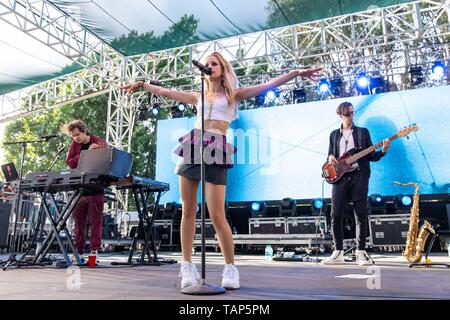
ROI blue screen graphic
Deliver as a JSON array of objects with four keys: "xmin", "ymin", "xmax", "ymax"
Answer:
[{"xmin": 156, "ymin": 86, "xmax": 450, "ymax": 203}]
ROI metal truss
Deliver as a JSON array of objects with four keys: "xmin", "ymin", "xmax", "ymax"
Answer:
[
  {"xmin": 2, "ymin": 0, "xmax": 449, "ymax": 120},
  {"xmin": 0, "ymin": 0, "xmax": 119, "ymax": 67}
]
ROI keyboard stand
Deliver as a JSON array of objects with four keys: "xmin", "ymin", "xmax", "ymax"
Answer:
[
  {"xmin": 31, "ymin": 190, "xmax": 84, "ymax": 267},
  {"xmin": 112, "ymin": 185, "xmax": 176, "ymax": 266}
]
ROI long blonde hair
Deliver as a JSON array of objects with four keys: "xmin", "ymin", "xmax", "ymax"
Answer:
[{"xmin": 204, "ymin": 52, "xmax": 237, "ymax": 108}]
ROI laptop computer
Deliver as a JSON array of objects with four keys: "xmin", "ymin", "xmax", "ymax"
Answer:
[{"xmin": 1, "ymin": 162, "xmax": 19, "ymax": 182}]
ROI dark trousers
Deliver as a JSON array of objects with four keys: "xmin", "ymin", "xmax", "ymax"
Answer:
[
  {"xmin": 330, "ymin": 170, "xmax": 369, "ymax": 250},
  {"xmin": 72, "ymin": 194, "xmax": 104, "ymax": 254}
]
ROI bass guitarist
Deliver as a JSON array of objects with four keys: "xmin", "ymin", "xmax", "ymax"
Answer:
[{"xmin": 322, "ymin": 101, "xmax": 390, "ymax": 265}]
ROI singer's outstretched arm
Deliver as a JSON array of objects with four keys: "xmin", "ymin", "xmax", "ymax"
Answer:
[
  {"xmin": 121, "ymin": 81, "xmax": 197, "ymax": 105},
  {"xmin": 235, "ymin": 67, "xmax": 323, "ymax": 102}
]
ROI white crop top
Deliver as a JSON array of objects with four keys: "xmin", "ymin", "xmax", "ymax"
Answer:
[{"xmin": 195, "ymin": 95, "xmax": 238, "ymax": 124}]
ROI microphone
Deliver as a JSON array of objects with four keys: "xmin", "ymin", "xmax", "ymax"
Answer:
[
  {"xmin": 40, "ymin": 134, "xmax": 60, "ymax": 140},
  {"xmin": 192, "ymin": 60, "xmax": 212, "ymax": 75}
]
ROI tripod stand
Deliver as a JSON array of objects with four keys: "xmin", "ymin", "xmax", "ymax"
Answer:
[{"xmin": 0, "ymin": 137, "xmax": 59, "ymax": 270}]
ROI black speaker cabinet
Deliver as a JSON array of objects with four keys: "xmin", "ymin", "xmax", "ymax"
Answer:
[{"xmin": 0, "ymin": 203, "xmax": 12, "ymax": 248}]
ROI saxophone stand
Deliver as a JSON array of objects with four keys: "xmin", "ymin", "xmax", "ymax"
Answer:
[
  {"xmin": 409, "ymin": 228, "xmax": 450, "ymax": 269},
  {"xmin": 181, "ymin": 63, "xmax": 225, "ymax": 295}
]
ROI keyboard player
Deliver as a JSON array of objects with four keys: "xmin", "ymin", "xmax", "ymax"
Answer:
[{"xmin": 61, "ymin": 120, "xmax": 108, "ymax": 263}]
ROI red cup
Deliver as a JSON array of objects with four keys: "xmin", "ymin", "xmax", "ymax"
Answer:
[{"xmin": 88, "ymin": 254, "xmax": 96, "ymax": 268}]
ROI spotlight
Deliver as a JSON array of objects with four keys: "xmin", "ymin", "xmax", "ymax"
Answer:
[
  {"xmin": 356, "ymin": 72, "xmax": 371, "ymax": 95},
  {"xmin": 409, "ymin": 66, "xmax": 424, "ymax": 86},
  {"xmin": 292, "ymin": 88, "xmax": 307, "ymax": 103},
  {"xmin": 255, "ymin": 94, "xmax": 265, "ymax": 107},
  {"xmin": 279, "ymin": 198, "xmax": 297, "ymax": 216},
  {"xmin": 329, "ymin": 78, "xmax": 343, "ymax": 97},
  {"xmin": 431, "ymin": 61, "xmax": 445, "ymax": 79},
  {"xmin": 162, "ymin": 201, "xmax": 179, "ymax": 219},
  {"xmin": 394, "ymin": 194, "xmax": 413, "ymax": 209},
  {"xmin": 369, "ymin": 194, "xmax": 385, "ymax": 207},
  {"xmin": 318, "ymin": 79, "xmax": 330, "ymax": 93},
  {"xmin": 370, "ymin": 75, "xmax": 385, "ymax": 94},
  {"xmin": 137, "ymin": 103, "xmax": 148, "ymax": 121},
  {"xmin": 312, "ymin": 198, "xmax": 324, "ymax": 210},
  {"xmin": 311, "ymin": 198, "xmax": 325, "ymax": 216},
  {"xmin": 170, "ymin": 103, "xmax": 185, "ymax": 118},
  {"xmin": 251, "ymin": 201, "xmax": 266, "ymax": 217},
  {"xmin": 266, "ymin": 90, "xmax": 276, "ymax": 101},
  {"xmin": 150, "ymin": 103, "xmax": 160, "ymax": 117}
]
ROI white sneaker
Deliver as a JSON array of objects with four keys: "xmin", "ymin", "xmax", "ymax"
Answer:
[
  {"xmin": 221, "ymin": 264, "xmax": 240, "ymax": 289},
  {"xmin": 179, "ymin": 262, "xmax": 201, "ymax": 288},
  {"xmin": 321, "ymin": 250, "xmax": 344, "ymax": 265},
  {"xmin": 355, "ymin": 250, "xmax": 372, "ymax": 266}
]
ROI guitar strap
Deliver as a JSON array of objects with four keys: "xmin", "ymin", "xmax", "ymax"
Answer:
[{"xmin": 357, "ymin": 127, "xmax": 363, "ymax": 149}]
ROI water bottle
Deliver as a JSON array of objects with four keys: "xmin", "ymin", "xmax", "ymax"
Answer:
[{"xmin": 265, "ymin": 244, "xmax": 273, "ymax": 261}]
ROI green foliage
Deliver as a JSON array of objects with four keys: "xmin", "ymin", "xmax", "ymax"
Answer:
[{"xmin": 111, "ymin": 15, "xmax": 201, "ymax": 55}]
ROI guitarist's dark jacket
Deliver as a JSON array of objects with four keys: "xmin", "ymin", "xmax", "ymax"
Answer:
[{"xmin": 328, "ymin": 125, "xmax": 385, "ymax": 180}]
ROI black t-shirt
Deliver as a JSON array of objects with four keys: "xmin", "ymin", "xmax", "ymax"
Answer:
[{"xmin": 80, "ymin": 141, "xmax": 92, "ymax": 151}]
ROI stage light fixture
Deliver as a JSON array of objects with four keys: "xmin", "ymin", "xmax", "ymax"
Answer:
[
  {"xmin": 370, "ymin": 75, "xmax": 385, "ymax": 94},
  {"xmin": 312, "ymin": 198, "xmax": 324, "ymax": 210},
  {"xmin": 150, "ymin": 103, "xmax": 160, "ymax": 117},
  {"xmin": 356, "ymin": 72, "xmax": 371, "ymax": 95},
  {"xmin": 369, "ymin": 194, "xmax": 385, "ymax": 207},
  {"xmin": 329, "ymin": 78, "xmax": 343, "ymax": 97},
  {"xmin": 318, "ymin": 79, "xmax": 330, "ymax": 93},
  {"xmin": 292, "ymin": 88, "xmax": 307, "ymax": 103},
  {"xmin": 394, "ymin": 194, "xmax": 413, "ymax": 208},
  {"xmin": 170, "ymin": 103, "xmax": 185, "ymax": 118},
  {"xmin": 266, "ymin": 90, "xmax": 276, "ymax": 101},
  {"xmin": 137, "ymin": 103, "xmax": 148, "ymax": 121},
  {"xmin": 251, "ymin": 201, "xmax": 267, "ymax": 217},
  {"xmin": 279, "ymin": 198, "xmax": 297, "ymax": 216},
  {"xmin": 255, "ymin": 94, "xmax": 265, "ymax": 107},
  {"xmin": 430, "ymin": 61, "xmax": 446, "ymax": 81},
  {"xmin": 409, "ymin": 66, "xmax": 424, "ymax": 86}
]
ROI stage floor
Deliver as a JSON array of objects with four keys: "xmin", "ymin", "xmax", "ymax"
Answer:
[{"xmin": 0, "ymin": 251, "xmax": 449, "ymax": 300}]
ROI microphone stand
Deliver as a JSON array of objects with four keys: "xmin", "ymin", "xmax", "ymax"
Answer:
[
  {"xmin": 181, "ymin": 70, "xmax": 225, "ymax": 295},
  {"xmin": 1, "ymin": 138, "xmax": 48, "ymax": 270}
]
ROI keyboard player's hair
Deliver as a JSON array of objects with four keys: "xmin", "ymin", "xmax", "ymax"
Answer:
[{"xmin": 61, "ymin": 120, "xmax": 90, "ymax": 135}]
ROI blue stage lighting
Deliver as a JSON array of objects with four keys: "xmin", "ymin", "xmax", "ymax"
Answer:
[
  {"xmin": 370, "ymin": 75, "xmax": 385, "ymax": 94},
  {"xmin": 318, "ymin": 79, "xmax": 330, "ymax": 93},
  {"xmin": 266, "ymin": 90, "xmax": 276, "ymax": 100},
  {"xmin": 177, "ymin": 103, "xmax": 186, "ymax": 112},
  {"xmin": 312, "ymin": 198, "xmax": 324, "ymax": 210},
  {"xmin": 431, "ymin": 61, "xmax": 445, "ymax": 78},
  {"xmin": 357, "ymin": 72, "xmax": 370, "ymax": 89},
  {"xmin": 401, "ymin": 195, "xmax": 412, "ymax": 206},
  {"xmin": 251, "ymin": 202, "xmax": 261, "ymax": 211}
]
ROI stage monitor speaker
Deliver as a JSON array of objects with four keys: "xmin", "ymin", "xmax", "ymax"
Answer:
[
  {"xmin": 0, "ymin": 203, "xmax": 12, "ymax": 248},
  {"xmin": 77, "ymin": 148, "xmax": 133, "ymax": 178}
]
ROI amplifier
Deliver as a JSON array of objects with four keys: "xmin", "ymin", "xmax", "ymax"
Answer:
[
  {"xmin": 0, "ymin": 203, "xmax": 12, "ymax": 248},
  {"xmin": 77, "ymin": 148, "xmax": 133, "ymax": 178},
  {"xmin": 368, "ymin": 214, "xmax": 410, "ymax": 246},
  {"xmin": 249, "ymin": 217, "xmax": 287, "ymax": 234}
]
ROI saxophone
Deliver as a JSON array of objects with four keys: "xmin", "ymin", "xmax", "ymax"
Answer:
[{"xmin": 393, "ymin": 182, "xmax": 435, "ymax": 263}]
